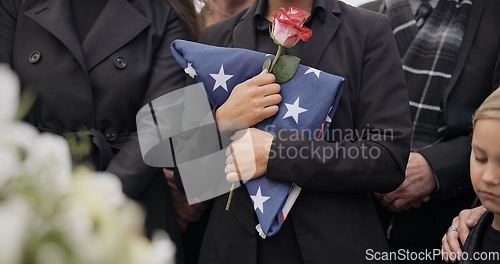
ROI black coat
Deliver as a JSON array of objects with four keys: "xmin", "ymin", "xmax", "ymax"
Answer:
[
  {"xmin": 0, "ymin": 0, "xmax": 192, "ymax": 262},
  {"xmin": 361, "ymin": 0, "xmax": 500, "ymax": 251},
  {"xmin": 198, "ymin": 0, "xmax": 412, "ymax": 263},
  {"xmin": 461, "ymin": 211, "xmax": 494, "ymax": 264}
]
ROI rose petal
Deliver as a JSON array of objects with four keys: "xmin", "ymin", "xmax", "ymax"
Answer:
[{"xmin": 270, "ymin": 6, "xmax": 312, "ymax": 48}]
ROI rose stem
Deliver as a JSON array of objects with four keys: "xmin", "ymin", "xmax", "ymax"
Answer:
[{"xmin": 269, "ymin": 45, "xmax": 283, "ymax": 73}]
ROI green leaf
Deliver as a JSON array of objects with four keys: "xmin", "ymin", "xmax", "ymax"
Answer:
[
  {"xmin": 262, "ymin": 57, "xmax": 272, "ymax": 71},
  {"xmin": 15, "ymin": 88, "xmax": 36, "ymax": 120},
  {"xmin": 271, "ymin": 55, "xmax": 300, "ymax": 83}
]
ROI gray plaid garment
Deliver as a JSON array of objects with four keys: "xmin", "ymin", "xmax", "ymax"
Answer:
[{"xmin": 381, "ymin": 0, "xmax": 472, "ymax": 151}]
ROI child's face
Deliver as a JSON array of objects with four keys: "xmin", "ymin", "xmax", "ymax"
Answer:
[{"xmin": 471, "ymin": 119, "xmax": 500, "ymax": 214}]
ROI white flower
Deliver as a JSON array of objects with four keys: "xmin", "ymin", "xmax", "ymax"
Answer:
[
  {"xmin": 54, "ymin": 203, "xmax": 94, "ymax": 261},
  {"xmin": 0, "ymin": 64, "xmax": 20, "ymax": 125},
  {"xmin": 151, "ymin": 231, "xmax": 176, "ymax": 264},
  {"xmin": 0, "ymin": 197, "xmax": 30, "ymax": 264},
  {"xmin": 92, "ymin": 172, "xmax": 126, "ymax": 208},
  {"xmin": 35, "ymin": 242, "xmax": 66, "ymax": 264},
  {"xmin": 24, "ymin": 133, "xmax": 72, "ymax": 193},
  {"xmin": 0, "ymin": 122, "xmax": 39, "ymax": 187},
  {"xmin": 0, "ymin": 111, "xmax": 169, "ymax": 264}
]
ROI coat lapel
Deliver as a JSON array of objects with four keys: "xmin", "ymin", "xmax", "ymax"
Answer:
[
  {"xmin": 24, "ymin": 0, "xmax": 87, "ymax": 69},
  {"xmin": 299, "ymin": 0, "xmax": 342, "ymax": 68},
  {"xmin": 232, "ymin": 3, "xmax": 258, "ymax": 50},
  {"xmin": 443, "ymin": 1, "xmax": 484, "ymax": 108},
  {"xmin": 82, "ymin": 0, "xmax": 150, "ymax": 70}
]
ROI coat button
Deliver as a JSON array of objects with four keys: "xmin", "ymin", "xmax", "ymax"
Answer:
[
  {"xmin": 29, "ymin": 51, "xmax": 41, "ymax": 64},
  {"xmin": 113, "ymin": 56, "xmax": 127, "ymax": 69},
  {"xmin": 104, "ymin": 128, "xmax": 118, "ymax": 141}
]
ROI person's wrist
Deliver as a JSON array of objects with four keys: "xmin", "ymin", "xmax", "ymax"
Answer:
[
  {"xmin": 417, "ymin": 151, "xmax": 440, "ymax": 197},
  {"xmin": 215, "ymin": 105, "xmax": 230, "ymax": 133}
]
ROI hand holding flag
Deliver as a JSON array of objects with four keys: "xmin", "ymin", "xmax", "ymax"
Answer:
[
  {"xmin": 138, "ymin": 6, "xmax": 343, "ymax": 238},
  {"xmin": 166, "ymin": 38, "xmax": 344, "ymax": 238}
]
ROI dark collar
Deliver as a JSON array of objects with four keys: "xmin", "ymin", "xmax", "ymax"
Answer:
[
  {"xmin": 254, "ymin": 0, "xmax": 327, "ymax": 31},
  {"xmin": 232, "ymin": 0, "xmax": 342, "ymax": 68}
]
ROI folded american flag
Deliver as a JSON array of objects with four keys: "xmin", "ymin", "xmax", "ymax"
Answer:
[{"xmin": 170, "ymin": 40, "xmax": 344, "ymax": 238}]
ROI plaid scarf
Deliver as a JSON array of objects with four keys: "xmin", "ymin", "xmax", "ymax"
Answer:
[{"xmin": 382, "ymin": 0, "xmax": 471, "ymax": 151}]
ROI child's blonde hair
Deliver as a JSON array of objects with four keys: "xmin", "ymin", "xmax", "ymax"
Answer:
[{"xmin": 473, "ymin": 88, "xmax": 500, "ymax": 127}]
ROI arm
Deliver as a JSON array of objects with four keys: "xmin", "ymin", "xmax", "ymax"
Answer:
[
  {"xmin": 106, "ymin": 5, "xmax": 193, "ymax": 198},
  {"xmin": 418, "ymin": 136, "xmax": 473, "ymax": 201},
  {"xmin": 265, "ymin": 15, "xmax": 412, "ymax": 193},
  {"xmin": 419, "ymin": 47, "xmax": 500, "ymax": 201}
]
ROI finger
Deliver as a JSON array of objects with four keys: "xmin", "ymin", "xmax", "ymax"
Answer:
[
  {"xmin": 446, "ymin": 229, "xmax": 462, "ymax": 259},
  {"xmin": 392, "ymin": 198, "xmax": 410, "ymax": 211},
  {"xmin": 444, "ymin": 233, "xmax": 462, "ymax": 263},
  {"xmin": 466, "ymin": 206, "xmax": 486, "ymax": 228},
  {"xmin": 262, "ymin": 93, "xmax": 282, "ymax": 107},
  {"xmin": 225, "ymin": 157, "xmax": 238, "ymax": 177},
  {"xmin": 450, "ymin": 215, "xmax": 466, "ymax": 253},
  {"xmin": 380, "ymin": 191, "xmax": 400, "ymax": 206},
  {"xmin": 387, "ymin": 204, "xmax": 401, "ymax": 213},
  {"xmin": 410, "ymin": 200, "xmax": 422, "ymax": 209},
  {"xmin": 457, "ymin": 210, "xmax": 474, "ymax": 242},
  {"xmin": 373, "ymin": 193, "xmax": 384, "ymax": 200},
  {"xmin": 226, "ymin": 155, "xmax": 235, "ymax": 165},
  {"xmin": 442, "ymin": 235, "xmax": 451, "ymax": 262},
  {"xmin": 259, "ymin": 83, "xmax": 281, "ymax": 96},
  {"xmin": 229, "ymin": 163, "xmax": 237, "ymax": 174},
  {"xmin": 167, "ymin": 178, "xmax": 177, "ymax": 188},
  {"xmin": 261, "ymin": 105, "xmax": 279, "ymax": 119},
  {"xmin": 245, "ymin": 70, "xmax": 276, "ymax": 86},
  {"xmin": 226, "ymin": 172, "xmax": 240, "ymax": 183},
  {"xmin": 163, "ymin": 168, "xmax": 174, "ymax": 178},
  {"xmin": 421, "ymin": 195, "xmax": 431, "ymax": 202}
]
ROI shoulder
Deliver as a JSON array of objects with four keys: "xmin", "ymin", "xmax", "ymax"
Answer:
[
  {"xmin": 128, "ymin": 0, "xmax": 174, "ymax": 17},
  {"xmin": 338, "ymin": 1, "xmax": 387, "ymax": 23},
  {"xmin": 128, "ymin": 0, "xmax": 191, "ymax": 34},
  {"xmin": 1, "ymin": 0, "xmax": 40, "ymax": 14},
  {"xmin": 478, "ymin": 0, "xmax": 500, "ymax": 16},
  {"xmin": 480, "ymin": 0, "xmax": 500, "ymax": 8},
  {"xmin": 358, "ymin": 0, "xmax": 382, "ymax": 12},
  {"xmin": 199, "ymin": 8, "xmax": 247, "ymax": 46},
  {"xmin": 463, "ymin": 211, "xmax": 494, "ymax": 253},
  {"xmin": 335, "ymin": 1, "xmax": 392, "ymax": 38}
]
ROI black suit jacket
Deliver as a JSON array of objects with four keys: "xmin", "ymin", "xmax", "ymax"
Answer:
[
  {"xmin": 361, "ymin": 0, "xmax": 500, "ymax": 249},
  {"xmin": 0, "ymin": 0, "xmax": 192, "ymax": 262},
  {"xmin": 199, "ymin": 0, "xmax": 412, "ymax": 263}
]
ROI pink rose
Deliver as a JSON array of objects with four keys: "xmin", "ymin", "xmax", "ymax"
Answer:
[{"xmin": 271, "ymin": 7, "xmax": 313, "ymax": 48}]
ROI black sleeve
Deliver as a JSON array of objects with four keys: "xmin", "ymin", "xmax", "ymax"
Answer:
[{"xmin": 419, "ymin": 49, "xmax": 500, "ymax": 200}]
